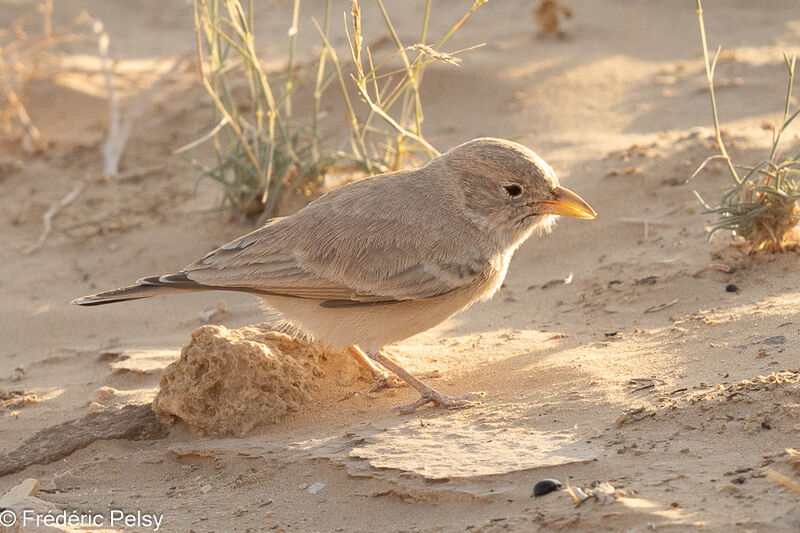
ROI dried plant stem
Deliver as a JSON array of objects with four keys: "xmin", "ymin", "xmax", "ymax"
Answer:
[
  {"xmin": 173, "ymin": 117, "xmax": 229, "ymax": 155},
  {"xmin": 686, "ymin": 154, "xmax": 728, "ymax": 183},
  {"xmin": 285, "ymin": 0, "xmax": 301, "ymax": 117},
  {"xmin": 693, "ymin": 0, "xmax": 800, "ymax": 250},
  {"xmin": 92, "ymin": 18, "xmax": 120, "ymax": 175},
  {"xmin": 764, "ymin": 469, "xmax": 800, "ymax": 497},
  {"xmin": 25, "ymin": 180, "xmax": 85, "ymax": 255},
  {"xmin": 313, "ymin": 18, "xmax": 370, "ymax": 167},
  {"xmin": 339, "ymin": 0, "xmax": 485, "ymax": 168},
  {"xmin": 695, "ymin": 0, "xmax": 740, "ymax": 185},
  {"xmin": 92, "ymin": 12, "xmax": 185, "ymax": 178},
  {"xmin": 194, "ymin": 5, "xmax": 262, "ymax": 175},
  {"xmin": 191, "ymin": 0, "xmax": 483, "ymax": 220},
  {"xmin": 3, "ymin": 88, "xmax": 42, "ymax": 153},
  {"xmin": 108, "ymin": 55, "xmax": 185, "ymax": 177},
  {"xmin": 311, "ymin": 0, "xmax": 331, "ymax": 163},
  {"xmin": 375, "ymin": 0, "xmax": 425, "ymax": 140},
  {"xmin": 769, "ymin": 54, "xmax": 797, "ymax": 163},
  {"xmin": 0, "ymin": 3, "xmax": 94, "ymax": 153},
  {"xmin": 353, "ymin": 81, "xmax": 438, "ymax": 155}
]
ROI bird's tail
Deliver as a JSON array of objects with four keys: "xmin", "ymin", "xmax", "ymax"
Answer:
[{"xmin": 71, "ymin": 274, "xmax": 204, "ymax": 306}]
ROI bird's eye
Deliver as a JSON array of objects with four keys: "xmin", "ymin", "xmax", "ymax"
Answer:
[{"xmin": 503, "ymin": 184, "xmax": 523, "ymax": 197}]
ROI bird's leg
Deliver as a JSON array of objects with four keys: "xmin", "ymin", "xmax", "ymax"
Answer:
[
  {"xmin": 365, "ymin": 349, "xmax": 476, "ymax": 414},
  {"xmin": 347, "ymin": 345, "xmax": 404, "ymax": 391}
]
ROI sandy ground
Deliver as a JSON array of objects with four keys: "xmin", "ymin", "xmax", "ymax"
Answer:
[{"xmin": 2, "ymin": 0, "xmax": 800, "ymax": 531}]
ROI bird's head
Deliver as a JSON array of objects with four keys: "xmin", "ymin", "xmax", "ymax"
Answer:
[{"xmin": 439, "ymin": 137, "xmax": 596, "ymax": 248}]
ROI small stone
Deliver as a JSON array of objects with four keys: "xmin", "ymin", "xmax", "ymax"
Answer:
[
  {"xmin": 532, "ymin": 479, "xmax": 562, "ymax": 497},
  {"xmin": 0, "ymin": 478, "xmax": 40, "ymax": 507},
  {"xmin": 307, "ymin": 481, "xmax": 326, "ymax": 494},
  {"xmin": 0, "ymin": 478, "xmax": 53, "ymax": 515},
  {"xmin": 200, "ymin": 484, "xmax": 212, "ymax": 494},
  {"xmin": 725, "ymin": 284, "xmax": 739, "ymax": 293},
  {"xmin": 90, "ymin": 386, "xmax": 118, "ymax": 405}
]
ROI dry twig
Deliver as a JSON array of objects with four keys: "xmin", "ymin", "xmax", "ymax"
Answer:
[
  {"xmin": 24, "ymin": 180, "xmax": 85, "ymax": 255},
  {"xmin": 764, "ymin": 469, "xmax": 800, "ymax": 497},
  {"xmin": 98, "ymin": 41, "xmax": 186, "ymax": 176},
  {"xmin": 0, "ymin": 404, "xmax": 167, "ymax": 478},
  {"xmin": 644, "ymin": 299, "xmax": 679, "ymax": 314},
  {"xmin": 692, "ymin": 263, "xmax": 732, "ymax": 277}
]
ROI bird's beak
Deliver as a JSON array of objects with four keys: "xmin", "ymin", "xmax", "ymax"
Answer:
[{"xmin": 527, "ymin": 185, "xmax": 596, "ymax": 219}]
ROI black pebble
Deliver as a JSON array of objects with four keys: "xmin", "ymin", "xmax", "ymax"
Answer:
[
  {"xmin": 532, "ymin": 479, "xmax": 562, "ymax": 497},
  {"xmin": 725, "ymin": 284, "xmax": 739, "ymax": 293}
]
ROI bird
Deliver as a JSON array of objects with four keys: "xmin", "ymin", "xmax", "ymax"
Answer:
[{"xmin": 73, "ymin": 137, "xmax": 596, "ymax": 413}]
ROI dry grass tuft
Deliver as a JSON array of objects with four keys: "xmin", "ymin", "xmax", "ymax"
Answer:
[
  {"xmin": 188, "ymin": 0, "xmax": 486, "ymax": 222},
  {"xmin": 692, "ymin": 0, "xmax": 800, "ymax": 252}
]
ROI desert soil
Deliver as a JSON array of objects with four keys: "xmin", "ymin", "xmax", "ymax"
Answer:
[{"xmin": 2, "ymin": 1, "xmax": 800, "ymax": 532}]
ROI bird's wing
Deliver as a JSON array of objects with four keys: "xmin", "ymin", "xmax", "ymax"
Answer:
[{"xmin": 180, "ymin": 214, "xmax": 488, "ymax": 304}]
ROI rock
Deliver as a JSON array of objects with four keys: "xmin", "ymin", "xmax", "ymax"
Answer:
[
  {"xmin": 0, "ymin": 404, "xmax": 167, "ymax": 478},
  {"xmin": 89, "ymin": 386, "xmax": 118, "ymax": 405},
  {"xmin": 307, "ymin": 482, "xmax": 326, "ymax": 494},
  {"xmin": 152, "ymin": 324, "xmax": 352, "ymax": 435},
  {"xmin": 109, "ymin": 349, "xmax": 177, "ymax": 374},
  {"xmin": 532, "ymin": 479, "xmax": 562, "ymax": 497},
  {"xmin": 87, "ymin": 402, "xmax": 105, "ymax": 413},
  {"xmin": 0, "ymin": 390, "xmax": 38, "ymax": 412},
  {"xmin": 0, "ymin": 478, "xmax": 68, "ymax": 532},
  {"xmin": 0, "ymin": 478, "xmax": 40, "ymax": 507}
]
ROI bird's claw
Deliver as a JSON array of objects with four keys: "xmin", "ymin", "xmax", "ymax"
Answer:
[{"xmin": 393, "ymin": 391, "xmax": 480, "ymax": 415}]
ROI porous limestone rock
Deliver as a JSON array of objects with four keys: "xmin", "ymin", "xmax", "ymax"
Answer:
[{"xmin": 152, "ymin": 325, "xmax": 346, "ymax": 435}]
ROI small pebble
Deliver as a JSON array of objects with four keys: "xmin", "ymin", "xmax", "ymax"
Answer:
[
  {"xmin": 532, "ymin": 479, "xmax": 562, "ymax": 497},
  {"xmin": 90, "ymin": 386, "xmax": 118, "ymax": 405},
  {"xmin": 725, "ymin": 284, "xmax": 739, "ymax": 293},
  {"xmin": 307, "ymin": 482, "xmax": 325, "ymax": 494}
]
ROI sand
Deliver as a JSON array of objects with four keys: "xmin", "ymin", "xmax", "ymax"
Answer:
[{"xmin": 2, "ymin": 0, "xmax": 800, "ymax": 531}]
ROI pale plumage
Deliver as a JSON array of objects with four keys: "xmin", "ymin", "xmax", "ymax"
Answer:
[{"xmin": 73, "ymin": 137, "xmax": 596, "ymax": 412}]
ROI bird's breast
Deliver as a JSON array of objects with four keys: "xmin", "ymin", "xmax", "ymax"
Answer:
[{"xmin": 471, "ymin": 251, "xmax": 513, "ymax": 303}]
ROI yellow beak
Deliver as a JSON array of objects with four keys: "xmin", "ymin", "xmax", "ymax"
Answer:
[{"xmin": 528, "ymin": 185, "xmax": 596, "ymax": 219}]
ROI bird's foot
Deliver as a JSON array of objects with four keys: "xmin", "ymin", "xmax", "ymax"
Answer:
[
  {"xmin": 393, "ymin": 390, "xmax": 480, "ymax": 415},
  {"xmin": 359, "ymin": 349, "xmax": 476, "ymax": 413}
]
